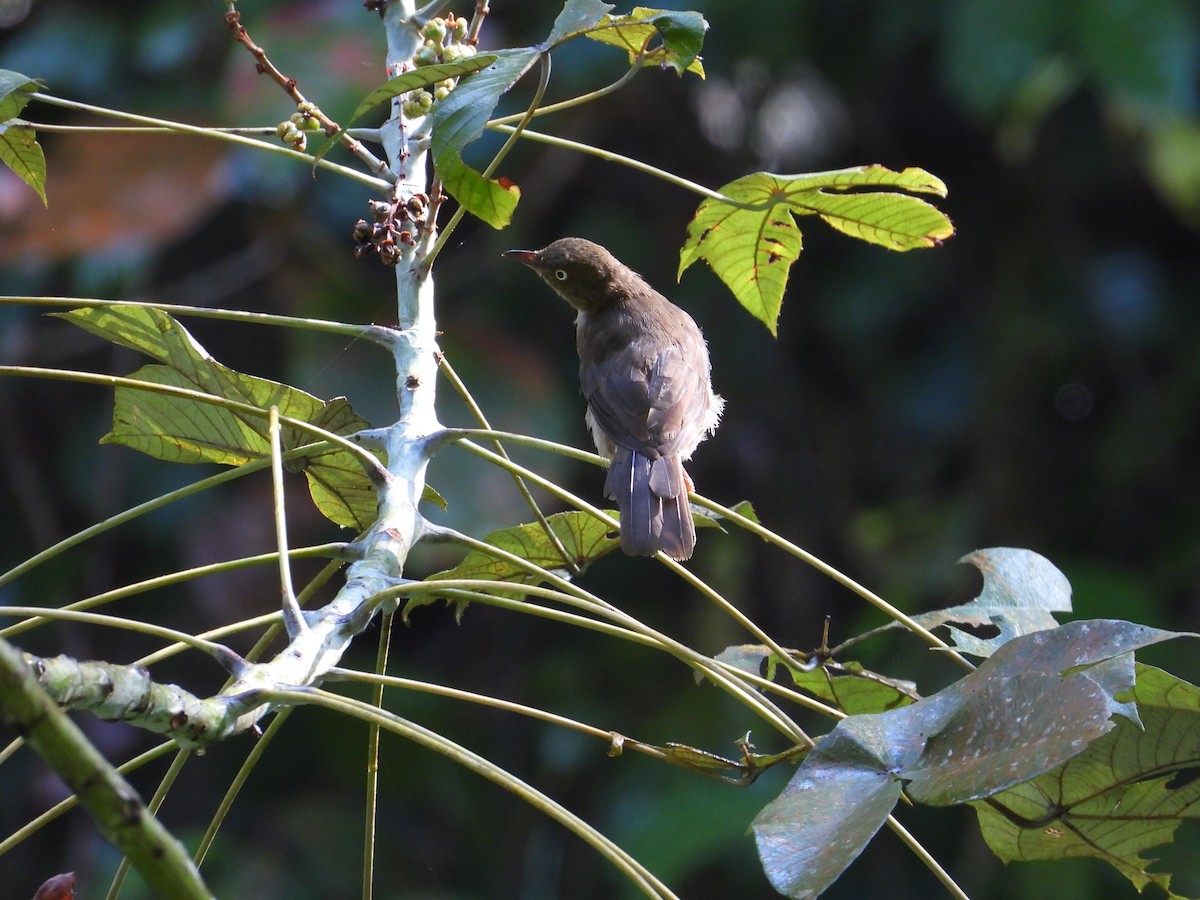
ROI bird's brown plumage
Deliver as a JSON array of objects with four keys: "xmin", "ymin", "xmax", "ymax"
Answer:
[{"xmin": 503, "ymin": 237, "xmax": 723, "ymax": 560}]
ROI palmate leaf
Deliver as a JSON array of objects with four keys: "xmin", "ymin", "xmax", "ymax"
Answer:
[
  {"xmin": 55, "ymin": 306, "xmax": 382, "ymax": 530},
  {"xmin": 679, "ymin": 166, "xmax": 954, "ymax": 334},
  {"xmin": 752, "ymin": 619, "xmax": 1191, "ymax": 900},
  {"xmin": 0, "ymin": 69, "xmax": 46, "ymax": 206},
  {"xmin": 975, "ymin": 665, "xmax": 1200, "ymax": 900},
  {"xmin": 584, "ymin": 6, "xmax": 708, "ymax": 77}
]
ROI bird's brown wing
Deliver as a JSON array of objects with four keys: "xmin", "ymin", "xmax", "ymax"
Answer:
[{"xmin": 580, "ymin": 339, "xmax": 708, "ymax": 460}]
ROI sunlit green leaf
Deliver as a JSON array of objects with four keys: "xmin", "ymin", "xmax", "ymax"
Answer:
[
  {"xmin": 975, "ymin": 664, "xmax": 1200, "ymax": 898},
  {"xmin": 584, "ymin": 7, "xmax": 708, "ymax": 77},
  {"xmin": 0, "ymin": 69, "xmax": 40, "ymax": 122},
  {"xmin": 0, "ymin": 124, "xmax": 47, "ymax": 207},
  {"xmin": 679, "ymin": 166, "xmax": 953, "ymax": 334},
  {"xmin": 715, "ymin": 645, "xmax": 918, "ymax": 715},
  {"xmin": 0, "ymin": 70, "xmax": 45, "ymax": 205},
  {"xmin": 414, "ymin": 510, "xmax": 620, "ymax": 612},
  {"xmin": 693, "ymin": 498, "xmax": 759, "ymax": 530}
]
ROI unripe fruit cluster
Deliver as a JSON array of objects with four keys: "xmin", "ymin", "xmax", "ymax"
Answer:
[
  {"xmin": 401, "ymin": 13, "xmax": 476, "ymax": 120},
  {"xmin": 276, "ymin": 101, "xmax": 322, "ymax": 151}
]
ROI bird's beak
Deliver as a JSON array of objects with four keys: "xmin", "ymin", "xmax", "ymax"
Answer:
[{"xmin": 502, "ymin": 249, "xmax": 539, "ymax": 268}]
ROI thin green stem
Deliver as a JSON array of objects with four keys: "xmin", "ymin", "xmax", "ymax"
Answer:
[
  {"xmin": 0, "ymin": 295, "xmax": 389, "ymax": 342},
  {"xmin": 886, "ymin": 815, "xmax": 972, "ymax": 900},
  {"xmin": 692, "ymin": 495, "xmax": 975, "ymax": 671},
  {"xmin": 193, "ymin": 709, "xmax": 294, "ymax": 868},
  {"xmin": 487, "ymin": 62, "xmax": 642, "ymax": 126},
  {"xmin": 414, "ymin": 585, "xmax": 837, "ymax": 722},
  {"xmin": 270, "ymin": 687, "xmax": 681, "ymax": 899},
  {"xmin": 0, "ymin": 607, "xmax": 231, "ymax": 659},
  {"xmin": 1, "ymin": 545, "xmax": 341, "ymax": 641},
  {"xmin": 362, "ymin": 613, "xmax": 394, "ymax": 900},
  {"xmin": 28, "ymin": 92, "xmax": 391, "ymax": 192},
  {"xmin": 487, "ymin": 122, "xmax": 736, "ymax": 204},
  {"xmin": 385, "ymin": 576, "xmax": 808, "ymax": 744},
  {"xmin": 437, "ymin": 355, "xmax": 578, "ymax": 573}
]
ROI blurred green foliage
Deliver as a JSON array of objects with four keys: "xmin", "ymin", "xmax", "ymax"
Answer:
[{"xmin": 1, "ymin": 1, "xmax": 1197, "ymax": 898}]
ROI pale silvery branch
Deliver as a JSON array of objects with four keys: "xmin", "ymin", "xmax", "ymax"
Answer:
[{"xmin": 201, "ymin": 0, "xmax": 444, "ymax": 739}]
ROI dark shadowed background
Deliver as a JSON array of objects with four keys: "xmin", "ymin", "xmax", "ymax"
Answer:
[{"xmin": 1, "ymin": 1, "xmax": 1197, "ymax": 898}]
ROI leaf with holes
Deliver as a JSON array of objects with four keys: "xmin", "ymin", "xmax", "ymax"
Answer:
[
  {"xmin": 915, "ymin": 547, "xmax": 1074, "ymax": 657},
  {"xmin": 679, "ymin": 166, "xmax": 953, "ymax": 334}
]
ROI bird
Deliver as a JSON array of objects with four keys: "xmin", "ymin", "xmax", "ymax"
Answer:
[{"xmin": 503, "ymin": 237, "xmax": 723, "ymax": 561}]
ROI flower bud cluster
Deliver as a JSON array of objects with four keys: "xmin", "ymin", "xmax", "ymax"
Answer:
[
  {"xmin": 276, "ymin": 101, "xmax": 323, "ymax": 152},
  {"xmin": 400, "ymin": 13, "xmax": 475, "ymax": 120},
  {"xmin": 352, "ymin": 193, "xmax": 429, "ymax": 265}
]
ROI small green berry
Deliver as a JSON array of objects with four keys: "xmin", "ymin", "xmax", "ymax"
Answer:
[{"xmin": 422, "ymin": 18, "xmax": 447, "ymax": 43}]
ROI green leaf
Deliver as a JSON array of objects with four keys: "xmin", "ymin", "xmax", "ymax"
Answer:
[
  {"xmin": 312, "ymin": 56, "xmax": 500, "ymax": 165},
  {"xmin": 415, "ymin": 510, "xmax": 620, "ymax": 612},
  {"xmin": 584, "ymin": 7, "xmax": 709, "ymax": 77},
  {"xmin": 56, "ymin": 306, "xmax": 380, "ymax": 530},
  {"xmin": 0, "ymin": 71, "xmax": 45, "ymax": 204},
  {"xmin": 679, "ymin": 166, "xmax": 954, "ymax": 334},
  {"xmin": 752, "ymin": 619, "xmax": 1191, "ymax": 899},
  {"xmin": 975, "ymin": 664, "xmax": 1200, "ymax": 899},
  {"xmin": 429, "ymin": 48, "xmax": 536, "ymax": 228},
  {"xmin": 914, "ymin": 547, "xmax": 1073, "ymax": 657},
  {"xmin": 0, "ymin": 69, "xmax": 40, "ymax": 122},
  {"xmin": 0, "ymin": 123, "xmax": 47, "ymax": 207},
  {"xmin": 692, "ymin": 498, "xmax": 759, "ymax": 531},
  {"xmin": 715, "ymin": 645, "xmax": 919, "ymax": 715},
  {"xmin": 545, "ymin": 0, "xmax": 615, "ymax": 45},
  {"xmin": 350, "ymin": 57, "xmax": 499, "ymax": 124}
]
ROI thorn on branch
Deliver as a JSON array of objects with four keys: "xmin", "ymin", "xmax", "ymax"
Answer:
[{"xmin": 212, "ymin": 645, "xmax": 252, "ymax": 678}]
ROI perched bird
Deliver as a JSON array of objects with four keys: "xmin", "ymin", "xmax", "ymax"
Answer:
[{"xmin": 503, "ymin": 237, "xmax": 723, "ymax": 560}]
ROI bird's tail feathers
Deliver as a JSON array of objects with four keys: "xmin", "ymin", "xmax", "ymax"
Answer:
[{"xmin": 605, "ymin": 449, "xmax": 695, "ymax": 560}]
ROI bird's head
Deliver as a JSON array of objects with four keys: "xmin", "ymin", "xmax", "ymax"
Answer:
[{"xmin": 503, "ymin": 237, "xmax": 630, "ymax": 313}]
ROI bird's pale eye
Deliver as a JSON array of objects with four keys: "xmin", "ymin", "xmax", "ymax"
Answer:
[{"xmin": 554, "ymin": 269, "xmax": 568, "ymax": 281}]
